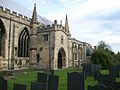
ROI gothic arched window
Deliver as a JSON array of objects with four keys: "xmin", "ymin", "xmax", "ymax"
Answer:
[{"xmin": 18, "ymin": 28, "xmax": 29, "ymax": 57}]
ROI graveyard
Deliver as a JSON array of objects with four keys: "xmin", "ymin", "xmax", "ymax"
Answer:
[{"xmin": 0, "ymin": 64, "xmax": 120, "ymax": 90}]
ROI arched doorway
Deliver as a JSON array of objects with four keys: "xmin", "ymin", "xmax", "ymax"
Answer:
[
  {"xmin": 0, "ymin": 19, "xmax": 5, "ymax": 57},
  {"xmin": 57, "ymin": 47, "xmax": 66, "ymax": 69},
  {"xmin": 18, "ymin": 27, "xmax": 29, "ymax": 57}
]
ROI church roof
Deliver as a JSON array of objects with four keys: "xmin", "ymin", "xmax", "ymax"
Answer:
[{"xmin": 0, "ymin": 0, "xmax": 53, "ymax": 25}]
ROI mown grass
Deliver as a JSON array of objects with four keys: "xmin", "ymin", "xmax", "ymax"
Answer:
[
  {"xmin": 8, "ymin": 69, "xmax": 120, "ymax": 90},
  {"xmin": 8, "ymin": 70, "xmax": 37, "ymax": 90}
]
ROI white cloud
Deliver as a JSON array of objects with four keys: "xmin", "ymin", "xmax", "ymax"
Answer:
[{"xmin": 14, "ymin": 0, "xmax": 120, "ymax": 53}]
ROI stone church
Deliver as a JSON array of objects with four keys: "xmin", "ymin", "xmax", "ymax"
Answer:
[{"xmin": 0, "ymin": 0, "xmax": 92, "ymax": 70}]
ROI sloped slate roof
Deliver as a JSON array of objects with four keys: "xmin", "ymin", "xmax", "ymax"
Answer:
[{"xmin": 0, "ymin": 0, "xmax": 52, "ymax": 25}]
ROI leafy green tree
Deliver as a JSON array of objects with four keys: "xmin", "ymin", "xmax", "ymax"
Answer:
[
  {"xmin": 97, "ymin": 41, "xmax": 111, "ymax": 50},
  {"xmin": 91, "ymin": 41, "xmax": 119, "ymax": 69},
  {"xmin": 114, "ymin": 52, "xmax": 120, "ymax": 63}
]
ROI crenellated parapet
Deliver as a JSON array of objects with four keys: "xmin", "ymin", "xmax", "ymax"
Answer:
[
  {"xmin": 38, "ymin": 20, "xmax": 69, "ymax": 34},
  {"xmin": 0, "ymin": 6, "xmax": 31, "ymax": 22}
]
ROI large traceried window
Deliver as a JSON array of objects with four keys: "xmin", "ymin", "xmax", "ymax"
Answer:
[{"xmin": 18, "ymin": 27, "xmax": 29, "ymax": 57}]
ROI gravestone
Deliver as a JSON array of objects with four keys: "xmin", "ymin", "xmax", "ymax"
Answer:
[
  {"xmin": 83, "ymin": 64, "xmax": 92, "ymax": 77},
  {"xmin": 13, "ymin": 83, "xmax": 26, "ymax": 90},
  {"xmin": 109, "ymin": 65, "xmax": 120, "ymax": 77},
  {"xmin": 67, "ymin": 72, "xmax": 85, "ymax": 90},
  {"xmin": 92, "ymin": 64, "xmax": 101, "ymax": 75},
  {"xmin": 94, "ymin": 71, "xmax": 100, "ymax": 80},
  {"xmin": 48, "ymin": 75, "xmax": 59, "ymax": 90},
  {"xmin": 82, "ymin": 64, "xmax": 101, "ymax": 77},
  {"xmin": 37, "ymin": 72, "xmax": 48, "ymax": 83},
  {"xmin": 0, "ymin": 76, "xmax": 7, "ymax": 90},
  {"xmin": 95, "ymin": 72, "xmax": 116, "ymax": 89},
  {"xmin": 31, "ymin": 82, "xmax": 46, "ymax": 90}
]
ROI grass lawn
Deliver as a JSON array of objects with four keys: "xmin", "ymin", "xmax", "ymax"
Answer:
[
  {"xmin": 8, "ymin": 70, "xmax": 37, "ymax": 90},
  {"xmin": 8, "ymin": 69, "xmax": 120, "ymax": 90}
]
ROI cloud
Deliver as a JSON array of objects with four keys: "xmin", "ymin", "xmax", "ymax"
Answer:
[
  {"xmin": 13, "ymin": 0, "xmax": 120, "ymax": 53},
  {"xmin": 41, "ymin": 0, "xmax": 120, "ymax": 53}
]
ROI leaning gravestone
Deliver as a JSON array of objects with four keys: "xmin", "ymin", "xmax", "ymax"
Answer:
[
  {"xmin": 31, "ymin": 82, "xmax": 46, "ymax": 90},
  {"xmin": 0, "ymin": 76, "xmax": 7, "ymax": 90},
  {"xmin": 37, "ymin": 72, "xmax": 48, "ymax": 83},
  {"xmin": 13, "ymin": 83, "xmax": 26, "ymax": 90},
  {"xmin": 48, "ymin": 75, "xmax": 59, "ymax": 90},
  {"xmin": 67, "ymin": 72, "xmax": 85, "ymax": 90}
]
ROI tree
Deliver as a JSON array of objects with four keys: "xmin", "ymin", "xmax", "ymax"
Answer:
[
  {"xmin": 97, "ymin": 41, "xmax": 111, "ymax": 50},
  {"xmin": 91, "ymin": 41, "xmax": 119, "ymax": 69},
  {"xmin": 114, "ymin": 52, "xmax": 120, "ymax": 63}
]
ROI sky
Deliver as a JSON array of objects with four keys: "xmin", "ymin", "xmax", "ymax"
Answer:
[{"xmin": 13, "ymin": 0, "xmax": 120, "ymax": 53}]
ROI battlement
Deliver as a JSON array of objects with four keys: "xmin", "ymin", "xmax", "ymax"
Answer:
[
  {"xmin": 0, "ymin": 6, "xmax": 31, "ymax": 22},
  {"xmin": 39, "ymin": 20, "xmax": 65, "ymax": 31}
]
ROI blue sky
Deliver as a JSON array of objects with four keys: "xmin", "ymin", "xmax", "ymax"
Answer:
[{"xmin": 13, "ymin": 0, "xmax": 120, "ymax": 53}]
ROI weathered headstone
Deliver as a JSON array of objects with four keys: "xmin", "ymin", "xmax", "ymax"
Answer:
[
  {"xmin": 92, "ymin": 64, "xmax": 101, "ymax": 75},
  {"xmin": 83, "ymin": 64, "xmax": 92, "ymax": 77},
  {"xmin": 48, "ymin": 75, "xmax": 59, "ymax": 90},
  {"xmin": 94, "ymin": 71, "xmax": 100, "ymax": 80},
  {"xmin": 67, "ymin": 72, "xmax": 85, "ymax": 90},
  {"xmin": 37, "ymin": 72, "xmax": 48, "ymax": 83},
  {"xmin": 31, "ymin": 82, "xmax": 46, "ymax": 90},
  {"xmin": 13, "ymin": 83, "xmax": 26, "ymax": 90},
  {"xmin": 82, "ymin": 64, "xmax": 101, "ymax": 77},
  {"xmin": 0, "ymin": 76, "xmax": 7, "ymax": 90},
  {"xmin": 95, "ymin": 72, "xmax": 116, "ymax": 89}
]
